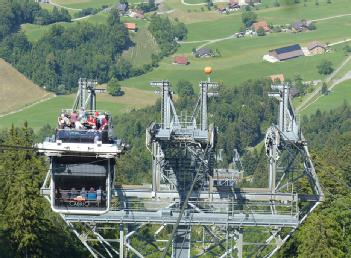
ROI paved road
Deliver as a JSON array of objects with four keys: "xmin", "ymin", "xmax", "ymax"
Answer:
[
  {"xmin": 297, "ymin": 55, "xmax": 351, "ymax": 113},
  {"xmin": 311, "ymin": 13, "xmax": 351, "ymax": 22},
  {"xmin": 328, "ymin": 38, "xmax": 351, "ymax": 47},
  {"xmin": 299, "ymin": 71, "xmax": 351, "ymax": 113}
]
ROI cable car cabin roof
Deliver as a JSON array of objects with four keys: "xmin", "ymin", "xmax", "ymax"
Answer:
[{"xmin": 52, "ymin": 156, "xmax": 113, "ymax": 177}]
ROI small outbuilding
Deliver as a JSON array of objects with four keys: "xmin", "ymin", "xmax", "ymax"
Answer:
[
  {"xmin": 252, "ymin": 21, "xmax": 270, "ymax": 32},
  {"xmin": 173, "ymin": 56, "xmax": 189, "ymax": 65},
  {"xmin": 270, "ymin": 74, "xmax": 285, "ymax": 83},
  {"xmin": 124, "ymin": 22, "xmax": 137, "ymax": 32}
]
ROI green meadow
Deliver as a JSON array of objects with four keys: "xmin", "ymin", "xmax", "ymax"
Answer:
[
  {"xmin": 301, "ymin": 79, "xmax": 351, "ymax": 116},
  {"xmin": 121, "ymin": 15, "xmax": 351, "ymax": 89},
  {"xmin": 0, "ymin": 95, "xmax": 124, "ymax": 131},
  {"xmin": 52, "ymin": 0, "xmax": 117, "ymax": 9}
]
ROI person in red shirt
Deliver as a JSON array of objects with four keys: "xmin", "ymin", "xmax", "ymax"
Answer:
[{"xmin": 86, "ymin": 115, "xmax": 96, "ymax": 129}]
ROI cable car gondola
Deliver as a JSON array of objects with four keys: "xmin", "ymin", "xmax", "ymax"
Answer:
[{"xmin": 38, "ymin": 79, "xmax": 125, "ymax": 215}]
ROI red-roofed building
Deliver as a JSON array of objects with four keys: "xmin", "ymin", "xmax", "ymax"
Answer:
[
  {"xmin": 173, "ymin": 56, "xmax": 189, "ymax": 65},
  {"xmin": 270, "ymin": 74, "xmax": 285, "ymax": 83},
  {"xmin": 124, "ymin": 22, "xmax": 137, "ymax": 32},
  {"xmin": 252, "ymin": 21, "xmax": 270, "ymax": 32}
]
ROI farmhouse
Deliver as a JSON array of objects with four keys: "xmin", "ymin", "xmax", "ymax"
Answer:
[
  {"xmin": 194, "ymin": 48, "xmax": 214, "ymax": 58},
  {"xmin": 129, "ymin": 11, "xmax": 144, "ymax": 19},
  {"xmin": 173, "ymin": 56, "xmax": 189, "ymax": 65},
  {"xmin": 124, "ymin": 23, "xmax": 137, "ymax": 32},
  {"xmin": 268, "ymin": 44, "xmax": 304, "ymax": 61},
  {"xmin": 218, "ymin": 7, "xmax": 227, "ymax": 14},
  {"xmin": 307, "ymin": 41, "xmax": 327, "ymax": 55},
  {"xmin": 292, "ymin": 20, "xmax": 313, "ymax": 32},
  {"xmin": 228, "ymin": 0, "xmax": 240, "ymax": 10},
  {"xmin": 252, "ymin": 21, "xmax": 270, "ymax": 32},
  {"xmin": 117, "ymin": 3, "xmax": 128, "ymax": 14}
]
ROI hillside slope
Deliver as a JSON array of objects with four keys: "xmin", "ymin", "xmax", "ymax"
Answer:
[{"xmin": 0, "ymin": 58, "xmax": 53, "ymax": 115}]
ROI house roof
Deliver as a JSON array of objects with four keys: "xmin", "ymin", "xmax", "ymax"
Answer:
[
  {"xmin": 252, "ymin": 21, "xmax": 270, "ymax": 32},
  {"xmin": 174, "ymin": 56, "xmax": 188, "ymax": 65},
  {"xmin": 124, "ymin": 22, "xmax": 137, "ymax": 30},
  {"xmin": 307, "ymin": 41, "xmax": 327, "ymax": 50},
  {"xmin": 117, "ymin": 3, "xmax": 127, "ymax": 11},
  {"xmin": 274, "ymin": 44, "xmax": 302, "ymax": 54},
  {"xmin": 293, "ymin": 20, "xmax": 305, "ymax": 30},
  {"xmin": 270, "ymin": 74, "xmax": 285, "ymax": 83},
  {"xmin": 196, "ymin": 48, "xmax": 213, "ymax": 56},
  {"xmin": 270, "ymin": 44, "xmax": 304, "ymax": 61}
]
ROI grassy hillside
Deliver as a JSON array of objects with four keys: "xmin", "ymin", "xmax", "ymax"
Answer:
[
  {"xmin": 0, "ymin": 87, "xmax": 158, "ymax": 131},
  {"xmin": 301, "ymin": 79, "xmax": 351, "ymax": 116},
  {"xmin": 0, "ymin": 59, "xmax": 53, "ymax": 116},
  {"xmin": 52, "ymin": 0, "xmax": 116, "ymax": 9},
  {"xmin": 121, "ymin": 21, "xmax": 350, "ymax": 89},
  {"xmin": 122, "ymin": 27, "xmax": 160, "ymax": 67}
]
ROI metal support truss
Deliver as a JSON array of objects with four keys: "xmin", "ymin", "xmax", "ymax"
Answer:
[
  {"xmin": 40, "ymin": 79, "xmax": 324, "ymax": 258},
  {"xmin": 73, "ymin": 78, "xmax": 105, "ymax": 111}
]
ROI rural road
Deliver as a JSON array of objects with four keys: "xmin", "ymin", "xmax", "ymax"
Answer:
[
  {"xmin": 180, "ymin": 0, "xmax": 206, "ymax": 6},
  {"xmin": 328, "ymin": 38, "xmax": 351, "ymax": 47},
  {"xmin": 296, "ymin": 55, "xmax": 351, "ymax": 113},
  {"xmin": 49, "ymin": 0, "xmax": 82, "ymax": 11},
  {"xmin": 299, "ymin": 71, "xmax": 351, "ymax": 113},
  {"xmin": 311, "ymin": 13, "xmax": 351, "ymax": 22}
]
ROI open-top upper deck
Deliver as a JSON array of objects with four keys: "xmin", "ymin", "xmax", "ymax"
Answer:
[{"xmin": 37, "ymin": 108, "xmax": 125, "ymax": 158}]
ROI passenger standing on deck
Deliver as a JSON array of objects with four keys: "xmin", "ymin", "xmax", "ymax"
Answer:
[
  {"xmin": 58, "ymin": 113, "xmax": 65, "ymax": 129},
  {"xmin": 70, "ymin": 110, "xmax": 78, "ymax": 128},
  {"xmin": 100, "ymin": 113, "xmax": 108, "ymax": 130}
]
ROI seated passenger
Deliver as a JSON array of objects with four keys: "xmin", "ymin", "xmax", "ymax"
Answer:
[
  {"xmin": 71, "ymin": 187, "xmax": 78, "ymax": 198},
  {"xmin": 74, "ymin": 120, "xmax": 83, "ymax": 130},
  {"xmin": 60, "ymin": 188, "xmax": 68, "ymax": 200},
  {"xmin": 87, "ymin": 187, "xmax": 97, "ymax": 201},
  {"xmin": 86, "ymin": 115, "xmax": 96, "ymax": 129},
  {"xmin": 81, "ymin": 187, "xmax": 87, "ymax": 199}
]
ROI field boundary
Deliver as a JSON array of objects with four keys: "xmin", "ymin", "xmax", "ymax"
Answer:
[{"xmin": 0, "ymin": 94, "xmax": 56, "ymax": 118}]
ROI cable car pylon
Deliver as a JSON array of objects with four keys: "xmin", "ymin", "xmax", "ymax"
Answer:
[{"xmin": 37, "ymin": 71, "xmax": 323, "ymax": 258}]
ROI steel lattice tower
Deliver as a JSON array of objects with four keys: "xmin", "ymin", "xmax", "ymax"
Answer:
[{"xmin": 40, "ymin": 74, "xmax": 323, "ymax": 258}]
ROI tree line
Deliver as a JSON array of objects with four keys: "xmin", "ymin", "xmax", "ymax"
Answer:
[
  {"xmin": 0, "ymin": 9, "xmax": 132, "ymax": 94},
  {"xmin": 0, "ymin": 125, "xmax": 88, "ymax": 257},
  {"xmin": 0, "ymin": 0, "xmax": 70, "ymax": 41},
  {"xmin": 0, "ymin": 0, "xmax": 187, "ymax": 94}
]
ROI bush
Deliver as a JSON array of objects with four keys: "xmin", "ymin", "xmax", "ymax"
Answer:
[
  {"xmin": 307, "ymin": 22, "xmax": 317, "ymax": 30},
  {"xmin": 317, "ymin": 60, "xmax": 334, "ymax": 75},
  {"xmin": 241, "ymin": 11, "xmax": 257, "ymax": 27},
  {"xmin": 107, "ymin": 78, "xmax": 123, "ymax": 96},
  {"xmin": 257, "ymin": 27, "xmax": 266, "ymax": 36}
]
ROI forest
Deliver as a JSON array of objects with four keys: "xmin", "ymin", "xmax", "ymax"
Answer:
[{"xmin": 0, "ymin": 0, "xmax": 187, "ymax": 94}]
